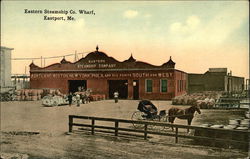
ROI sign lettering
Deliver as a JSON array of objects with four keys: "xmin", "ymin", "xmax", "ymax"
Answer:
[{"xmin": 31, "ymin": 72, "xmax": 173, "ymax": 79}]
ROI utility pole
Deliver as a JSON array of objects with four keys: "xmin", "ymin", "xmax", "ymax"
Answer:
[
  {"xmin": 41, "ymin": 56, "xmax": 43, "ymax": 67},
  {"xmin": 74, "ymin": 50, "xmax": 78, "ymax": 62}
]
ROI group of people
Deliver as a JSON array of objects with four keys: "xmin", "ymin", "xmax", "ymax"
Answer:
[{"xmin": 67, "ymin": 92, "xmax": 90, "ymax": 107}]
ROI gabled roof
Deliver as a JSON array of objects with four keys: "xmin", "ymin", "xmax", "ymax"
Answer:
[
  {"xmin": 123, "ymin": 54, "xmax": 136, "ymax": 63},
  {"xmin": 30, "ymin": 47, "xmax": 178, "ymax": 71},
  {"xmin": 60, "ymin": 57, "xmax": 71, "ymax": 64},
  {"xmin": 29, "ymin": 61, "xmax": 39, "ymax": 68},
  {"xmin": 162, "ymin": 56, "xmax": 175, "ymax": 68}
]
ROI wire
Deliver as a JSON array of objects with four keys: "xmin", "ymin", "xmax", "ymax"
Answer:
[{"xmin": 11, "ymin": 51, "xmax": 91, "ymax": 61}]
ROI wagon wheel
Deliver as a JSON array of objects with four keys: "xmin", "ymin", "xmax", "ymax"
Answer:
[
  {"xmin": 42, "ymin": 98, "xmax": 52, "ymax": 106},
  {"xmin": 52, "ymin": 100, "xmax": 59, "ymax": 106},
  {"xmin": 131, "ymin": 111, "xmax": 146, "ymax": 129},
  {"xmin": 146, "ymin": 115, "xmax": 166, "ymax": 131}
]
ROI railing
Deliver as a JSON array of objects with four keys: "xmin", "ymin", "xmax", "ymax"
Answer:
[{"xmin": 68, "ymin": 115, "xmax": 249, "ymax": 150}]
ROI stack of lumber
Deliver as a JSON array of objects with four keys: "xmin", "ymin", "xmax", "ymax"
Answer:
[{"xmin": 172, "ymin": 91, "xmax": 222, "ymax": 109}]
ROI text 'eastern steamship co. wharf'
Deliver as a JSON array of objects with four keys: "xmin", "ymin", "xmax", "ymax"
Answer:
[{"xmin": 24, "ymin": 9, "xmax": 70, "ymax": 15}]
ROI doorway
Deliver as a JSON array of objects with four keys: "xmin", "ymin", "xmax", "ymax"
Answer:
[
  {"xmin": 68, "ymin": 80, "xmax": 87, "ymax": 93},
  {"xmin": 108, "ymin": 80, "xmax": 128, "ymax": 99},
  {"xmin": 133, "ymin": 80, "xmax": 139, "ymax": 99}
]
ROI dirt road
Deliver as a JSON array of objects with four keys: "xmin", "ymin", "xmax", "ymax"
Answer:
[{"xmin": 0, "ymin": 100, "xmax": 248, "ymax": 158}]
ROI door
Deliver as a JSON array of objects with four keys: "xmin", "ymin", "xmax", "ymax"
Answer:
[{"xmin": 133, "ymin": 80, "xmax": 139, "ymax": 100}]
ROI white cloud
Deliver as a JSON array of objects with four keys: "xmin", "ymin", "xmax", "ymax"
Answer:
[
  {"xmin": 186, "ymin": 16, "xmax": 200, "ymax": 29},
  {"xmin": 193, "ymin": 3, "xmax": 248, "ymax": 45},
  {"xmin": 123, "ymin": 10, "xmax": 138, "ymax": 19},
  {"xmin": 169, "ymin": 2, "xmax": 248, "ymax": 48},
  {"xmin": 170, "ymin": 15, "xmax": 200, "ymax": 35}
]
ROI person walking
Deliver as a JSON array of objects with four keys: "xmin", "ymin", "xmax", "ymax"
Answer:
[
  {"xmin": 68, "ymin": 92, "xmax": 73, "ymax": 106},
  {"xmin": 114, "ymin": 91, "xmax": 119, "ymax": 103},
  {"xmin": 76, "ymin": 93, "xmax": 81, "ymax": 107}
]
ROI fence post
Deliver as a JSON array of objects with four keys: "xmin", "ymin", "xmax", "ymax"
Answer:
[
  {"xmin": 237, "ymin": 100, "xmax": 240, "ymax": 108},
  {"xmin": 175, "ymin": 127, "xmax": 178, "ymax": 143},
  {"xmin": 144, "ymin": 124, "xmax": 148, "ymax": 140},
  {"xmin": 115, "ymin": 121, "xmax": 119, "ymax": 136},
  {"xmin": 69, "ymin": 115, "xmax": 73, "ymax": 132},
  {"xmin": 91, "ymin": 119, "xmax": 95, "ymax": 135}
]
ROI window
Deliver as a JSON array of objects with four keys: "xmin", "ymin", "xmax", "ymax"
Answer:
[
  {"xmin": 178, "ymin": 80, "xmax": 182, "ymax": 92},
  {"xmin": 180, "ymin": 80, "xmax": 183, "ymax": 91},
  {"xmin": 145, "ymin": 79, "xmax": 152, "ymax": 92},
  {"xmin": 177, "ymin": 80, "xmax": 180, "ymax": 92},
  {"xmin": 183, "ymin": 80, "xmax": 185, "ymax": 91},
  {"xmin": 161, "ymin": 79, "xmax": 168, "ymax": 92}
]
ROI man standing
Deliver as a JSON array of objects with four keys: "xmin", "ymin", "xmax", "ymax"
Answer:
[
  {"xmin": 114, "ymin": 91, "xmax": 119, "ymax": 103},
  {"xmin": 76, "ymin": 93, "xmax": 81, "ymax": 107},
  {"xmin": 68, "ymin": 92, "xmax": 73, "ymax": 106}
]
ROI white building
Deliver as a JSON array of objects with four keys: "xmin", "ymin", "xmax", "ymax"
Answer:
[{"xmin": 0, "ymin": 46, "xmax": 14, "ymax": 92}]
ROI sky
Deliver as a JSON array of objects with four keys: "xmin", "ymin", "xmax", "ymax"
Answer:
[{"xmin": 1, "ymin": 1, "xmax": 249, "ymax": 79}]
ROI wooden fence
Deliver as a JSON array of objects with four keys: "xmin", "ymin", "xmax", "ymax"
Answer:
[{"xmin": 68, "ymin": 115, "xmax": 249, "ymax": 150}]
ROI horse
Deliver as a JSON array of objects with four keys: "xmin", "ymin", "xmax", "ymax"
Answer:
[{"xmin": 168, "ymin": 105, "xmax": 201, "ymax": 133}]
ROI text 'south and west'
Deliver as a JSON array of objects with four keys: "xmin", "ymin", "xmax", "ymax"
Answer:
[{"xmin": 24, "ymin": 9, "xmax": 95, "ymax": 21}]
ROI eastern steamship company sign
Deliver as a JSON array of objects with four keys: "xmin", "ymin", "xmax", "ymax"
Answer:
[
  {"xmin": 77, "ymin": 59, "xmax": 116, "ymax": 69},
  {"xmin": 31, "ymin": 72, "xmax": 173, "ymax": 79}
]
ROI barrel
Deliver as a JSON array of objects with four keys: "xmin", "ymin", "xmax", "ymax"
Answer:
[
  {"xmin": 32, "ymin": 96, "xmax": 38, "ymax": 101},
  {"xmin": 21, "ymin": 95, "xmax": 25, "ymax": 101},
  {"xmin": 92, "ymin": 95, "xmax": 97, "ymax": 101},
  {"xmin": 49, "ymin": 89, "xmax": 55, "ymax": 95},
  {"xmin": 55, "ymin": 90, "xmax": 60, "ymax": 95},
  {"xmin": 16, "ymin": 90, "xmax": 21, "ymax": 96},
  {"xmin": 24, "ymin": 89, "xmax": 29, "ymax": 96},
  {"xmin": 16, "ymin": 95, "xmax": 21, "ymax": 101},
  {"xmin": 19, "ymin": 89, "xmax": 24, "ymax": 96},
  {"xmin": 32, "ymin": 90, "xmax": 38, "ymax": 96},
  {"xmin": 27, "ymin": 96, "xmax": 32, "ymax": 101},
  {"xmin": 28, "ymin": 89, "xmax": 33, "ymax": 96},
  {"xmin": 37, "ymin": 95, "xmax": 41, "ymax": 100},
  {"xmin": 37, "ymin": 89, "xmax": 42, "ymax": 95}
]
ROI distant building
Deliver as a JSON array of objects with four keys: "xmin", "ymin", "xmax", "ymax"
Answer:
[
  {"xmin": 30, "ymin": 47, "xmax": 187, "ymax": 100},
  {"xmin": 188, "ymin": 68, "xmax": 244, "ymax": 93},
  {"xmin": 0, "ymin": 46, "xmax": 14, "ymax": 92},
  {"xmin": 11, "ymin": 74, "xmax": 30, "ymax": 90}
]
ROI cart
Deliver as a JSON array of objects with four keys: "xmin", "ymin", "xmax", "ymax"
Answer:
[{"xmin": 131, "ymin": 100, "xmax": 169, "ymax": 130}]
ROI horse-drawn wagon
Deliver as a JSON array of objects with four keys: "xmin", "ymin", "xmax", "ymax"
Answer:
[
  {"xmin": 131, "ymin": 100, "xmax": 168, "ymax": 129},
  {"xmin": 131, "ymin": 100, "xmax": 201, "ymax": 132}
]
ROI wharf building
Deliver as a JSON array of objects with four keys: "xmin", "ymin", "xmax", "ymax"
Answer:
[
  {"xmin": 188, "ymin": 68, "xmax": 244, "ymax": 93},
  {"xmin": 29, "ymin": 47, "xmax": 187, "ymax": 100},
  {"xmin": 0, "ymin": 46, "xmax": 14, "ymax": 93}
]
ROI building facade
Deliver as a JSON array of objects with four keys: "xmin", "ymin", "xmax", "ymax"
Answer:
[
  {"xmin": 30, "ymin": 47, "xmax": 187, "ymax": 100},
  {"xmin": 188, "ymin": 68, "xmax": 244, "ymax": 93},
  {"xmin": 0, "ymin": 46, "xmax": 14, "ymax": 92}
]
